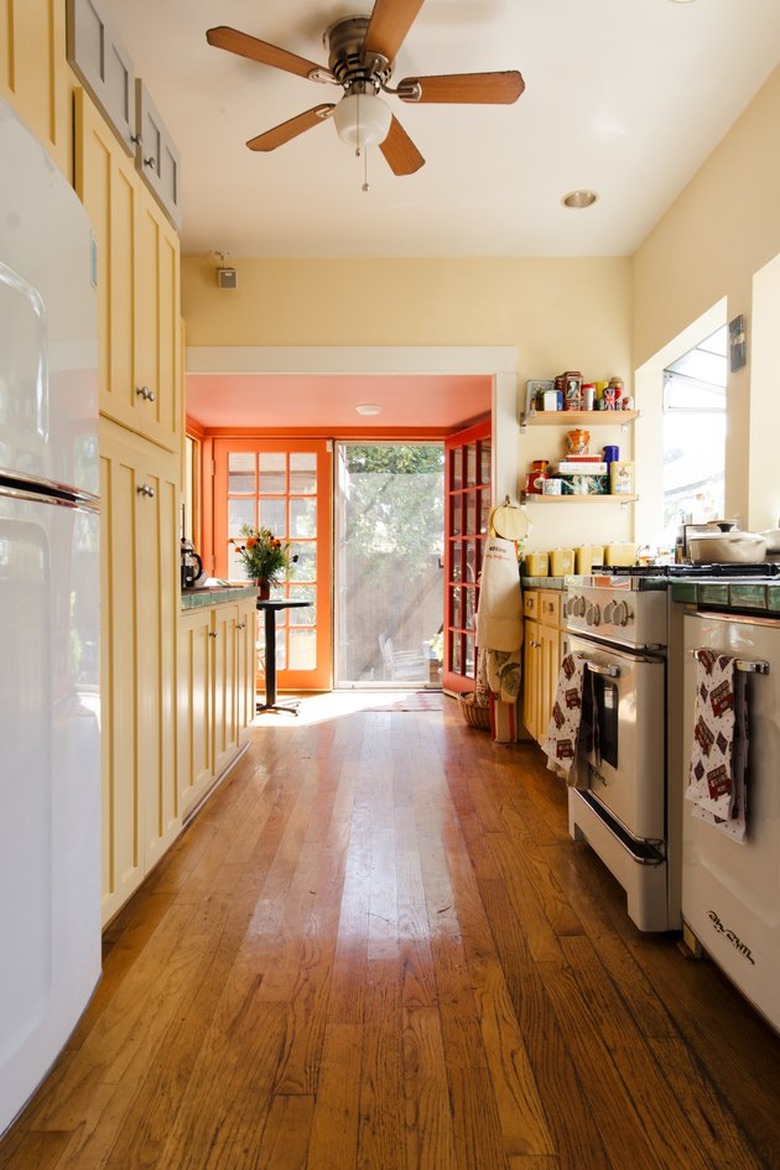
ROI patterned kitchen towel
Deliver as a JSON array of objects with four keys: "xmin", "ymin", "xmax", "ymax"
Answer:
[
  {"xmin": 486, "ymin": 646, "xmax": 523, "ymax": 704},
  {"xmin": 685, "ymin": 650, "xmax": 748, "ymax": 843},
  {"xmin": 543, "ymin": 652, "xmax": 588, "ymax": 788}
]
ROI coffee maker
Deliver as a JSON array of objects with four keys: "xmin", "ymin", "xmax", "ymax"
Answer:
[{"xmin": 180, "ymin": 537, "xmax": 204, "ymax": 589}]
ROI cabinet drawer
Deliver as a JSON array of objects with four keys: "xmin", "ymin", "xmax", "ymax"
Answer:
[
  {"xmin": 523, "ymin": 590, "xmax": 539, "ymax": 621},
  {"xmin": 539, "ymin": 590, "xmax": 561, "ymax": 627}
]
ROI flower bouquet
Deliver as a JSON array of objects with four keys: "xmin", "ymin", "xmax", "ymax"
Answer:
[{"xmin": 230, "ymin": 525, "xmax": 296, "ymax": 595}]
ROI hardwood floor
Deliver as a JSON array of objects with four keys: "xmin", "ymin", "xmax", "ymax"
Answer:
[{"xmin": 3, "ymin": 692, "xmax": 780, "ymax": 1169}]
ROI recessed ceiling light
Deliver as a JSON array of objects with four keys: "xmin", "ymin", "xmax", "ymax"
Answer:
[
  {"xmin": 356, "ymin": 403, "xmax": 382, "ymax": 416},
  {"xmin": 562, "ymin": 189, "xmax": 598, "ymax": 209}
]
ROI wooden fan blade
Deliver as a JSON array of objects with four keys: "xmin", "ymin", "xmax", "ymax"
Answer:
[
  {"xmin": 398, "ymin": 71, "xmax": 525, "ymax": 104},
  {"xmin": 246, "ymin": 105, "xmax": 335, "ymax": 152},
  {"xmin": 379, "ymin": 116, "xmax": 425, "ymax": 176},
  {"xmin": 363, "ymin": 0, "xmax": 426, "ymax": 63},
  {"xmin": 206, "ymin": 26, "xmax": 325, "ymax": 80}
]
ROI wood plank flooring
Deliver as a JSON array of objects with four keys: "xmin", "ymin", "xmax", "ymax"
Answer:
[{"xmin": 3, "ymin": 692, "xmax": 780, "ymax": 1169}]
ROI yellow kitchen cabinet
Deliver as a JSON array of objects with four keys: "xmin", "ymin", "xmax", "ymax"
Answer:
[
  {"xmin": 0, "ymin": 0, "xmax": 71, "ymax": 174},
  {"xmin": 74, "ymin": 87, "xmax": 182, "ymax": 455},
  {"xmin": 99, "ymin": 419, "xmax": 181, "ymax": 924},
  {"xmin": 522, "ymin": 589, "xmax": 563, "ymax": 746},
  {"xmin": 179, "ymin": 595, "xmax": 257, "ymax": 820}
]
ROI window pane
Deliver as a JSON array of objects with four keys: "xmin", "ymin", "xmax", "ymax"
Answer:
[
  {"xmin": 290, "ymin": 496, "xmax": 317, "ymax": 537},
  {"xmin": 479, "ymin": 440, "xmax": 491, "ymax": 485},
  {"xmin": 465, "ymin": 443, "xmax": 476, "ymax": 488},
  {"xmin": 289, "ymin": 542, "xmax": 316, "ymax": 582},
  {"xmin": 451, "ymin": 494, "xmax": 463, "ymax": 537},
  {"xmin": 228, "ymin": 452, "xmax": 255, "ymax": 494},
  {"xmin": 289, "ymin": 628, "xmax": 317, "ymax": 671},
  {"xmin": 290, "ymin": 453, "xmax": 317, "ymax": 494},
  {"xmin": 451, "ymin": 540, "xmax": 462, "ymax": 582},
  {"xmin": 259, "ymin": 452, "xmax": 286, "ymax": 494},
  {"xmin": 290, "ymin": 584, "xmax": 316, "ymax": 625},
  {"xmin": 259, "ymin": 498, "xmax": 286, "ymax": 535},
  {"xmin": 450, "ymin": 448, "xmax": 462, "ymax": 490},
  {"xmin": 228, "ymin": 498, "xmax": 255, "ymax": 536}
]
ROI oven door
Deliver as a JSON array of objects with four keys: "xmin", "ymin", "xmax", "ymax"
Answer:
[{"xmin": 567, "ymin": 633, "xmax": 666, "ymax": 842}]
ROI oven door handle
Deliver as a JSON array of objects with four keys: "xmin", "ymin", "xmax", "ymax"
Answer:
[
  {"xmin": 690, "ymin": 648, "xmax": 769, "ymax": 675},
  {"xmin": 583, "ymin": 660, "xmax": 621, "ymax": 678}
]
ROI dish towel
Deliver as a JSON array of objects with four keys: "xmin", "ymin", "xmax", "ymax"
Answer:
[
  {"xmin": 685, "ymin": 650, "xmax": 748, "ymax": 843},
  {"xmin": 543, "ymin": 652, "xmax": 590, "ymax": 789}
]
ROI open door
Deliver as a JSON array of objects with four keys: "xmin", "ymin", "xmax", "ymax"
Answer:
[
  {"xmin": 442, "ymin": 419, "xmax": 491, "ymax": 694},
  {"xmin": 213, "ymin": 439, "xmax": 332, "ymax": 693}
]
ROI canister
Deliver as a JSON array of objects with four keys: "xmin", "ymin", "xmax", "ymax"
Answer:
[
  {"xmin": 604, "ymin": 542, "xmax": 637, "ymax": 567},
  {"xmin": 549, "ymin": 548, "xmax": 575, "ymax": 576},
  {"xmin": 524, "ymin": 551, "xmax": 549, "ymax": 577},
  {"xmin": 575, "ymin": 544, "xmax": 604, "ymax": 574}
]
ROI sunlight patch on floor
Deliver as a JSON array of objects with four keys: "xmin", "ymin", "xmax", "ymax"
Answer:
[{"xmin": 250, "ymin": 689, "xmax": 446, "ymax": 728}]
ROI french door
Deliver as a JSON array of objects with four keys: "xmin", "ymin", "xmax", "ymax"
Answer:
[
  {"xmin": 213, "ymin": 439, "xmax": 332, "ymax": 692},
  {"xmin": 442, "ymin": 420, "xmax": 492, "ymax": 694}
]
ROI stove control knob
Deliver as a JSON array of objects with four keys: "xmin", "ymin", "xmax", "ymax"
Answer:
[
  {"xmin": 565, "ymin": 595, "xmax": 577, "ymax": 617},
  {"xmin": 603, "ymin": 600, "xmax": 615, "ymax": 623},
  {"xmin": 576, "ymin": 595, "xmax": 587, "ymax": 618},
  {"xmin": 586, "ymin": 603, "xmax": 601, "ymax": 627},
  {"xmin": 613, "ymin": 600, "xmax": 631, "ymax": 627}
]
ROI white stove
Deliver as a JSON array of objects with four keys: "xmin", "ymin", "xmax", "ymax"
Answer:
[{"xmin": 562, "ymin": 573, "xmax": 679, "ymax": 931}]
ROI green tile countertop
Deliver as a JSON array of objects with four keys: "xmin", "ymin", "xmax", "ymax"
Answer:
[
  {"xmin": 180, "ymin": 584, "xmax": 258, "ymax": 610},
  {"xmin": 671, "ymin": 580, "xmax": 780, "ymax": 615}
]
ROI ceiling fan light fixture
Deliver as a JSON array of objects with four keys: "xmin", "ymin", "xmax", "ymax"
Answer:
[
  {"xmin": 562, "ymin": 189, "xmax": 598, "ymax": 209},
  {"xmin": 333, "ymin": 91, "xmax": 392, "ymax": 150},
  {"xmin": 355, "ymin": 403, "xmax": 383, "ymax": 416}
]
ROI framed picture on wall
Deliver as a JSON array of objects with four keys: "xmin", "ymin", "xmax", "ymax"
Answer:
[{"xmin": 729, "ymin": 314, "xmax": 746, "ymax": 372}]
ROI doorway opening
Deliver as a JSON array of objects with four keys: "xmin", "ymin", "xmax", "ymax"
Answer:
[{"xmin": 335, "ymin": 442, "xmax": 444, "ymax": 688}]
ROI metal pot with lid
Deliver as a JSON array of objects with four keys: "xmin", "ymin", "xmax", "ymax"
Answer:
[{"xmin": 686, "ymin": 527, "xmax": 767, "ymax": 564}]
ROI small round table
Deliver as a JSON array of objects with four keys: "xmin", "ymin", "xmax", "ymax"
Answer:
[{"xmin": 256, "ymin": 599, "xmax": 311, "ymax": 715}]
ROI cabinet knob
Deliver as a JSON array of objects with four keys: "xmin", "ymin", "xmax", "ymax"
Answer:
[
  {"xmin": 237, "ymin": 620, "xmax": 246, "ymax": 631},
  {"xmin": 136, "ymin": 483, "xmax": 155, "ymax": 498},
  {"xmin": 143, "ymin": 155, "xmax": 157, "ymax": 169},
  {"xmin": 209, "ymin": 630, "xmax": 218, "ymax": 639},
  {"xmin": 136, "ymin": 385, "xmax": 155, "ymax": 402}
]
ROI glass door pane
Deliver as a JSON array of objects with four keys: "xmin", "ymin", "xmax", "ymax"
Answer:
[
  {"xmin": 442, "ymin": 419, "xmax": 492, "ymax": 694},
  {"xmin": 214, "ymin": 439, "xmax": 332, "ymax": 693},
  {"xmin": 335, "ymin": 442, "xmax": 444, "ymax": 688}
]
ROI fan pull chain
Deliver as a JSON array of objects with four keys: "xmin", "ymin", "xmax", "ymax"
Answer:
[{"xmin": 362, "ymin": 147, "xmax": 370, "ymax": 193}]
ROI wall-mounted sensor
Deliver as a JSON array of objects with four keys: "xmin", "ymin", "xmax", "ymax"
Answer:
[{"xmin": 217, "ymin": 266, "xmax": 237, "ymax": 289}]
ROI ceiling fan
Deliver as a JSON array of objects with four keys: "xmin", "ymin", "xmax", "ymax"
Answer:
[{"xmin": 206, "ymin": 0, "xmax": 525, "ymax": 176}]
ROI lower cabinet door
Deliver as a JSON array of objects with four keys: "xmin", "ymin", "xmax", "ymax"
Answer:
[{"xmin": 99, "ymin": 420, "xmax": 181, "ymax": 924}]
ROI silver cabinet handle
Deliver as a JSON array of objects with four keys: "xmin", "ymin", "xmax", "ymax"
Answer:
[
  {"xmin": 136, "ymin": 386, "xmax": 157, "ymax": 402},
  {"xmin": 136, "ymin": 483, "xmax": 155, "ymax": 498},
  {"xmin": 144, "ymin": 156, "xmax": 156, "ymax": 169},
  {"xmin": 237, "ymin": 620, "xmax": 246, "ymax": 631},
  {"xmin": 209, "ymin": 630, "xmax": 218, "ymax": 639}
]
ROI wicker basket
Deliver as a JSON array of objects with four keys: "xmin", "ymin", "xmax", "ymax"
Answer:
[{"xmin": 457, "ymin": 692, "xmax": 491, "ymax": 730}]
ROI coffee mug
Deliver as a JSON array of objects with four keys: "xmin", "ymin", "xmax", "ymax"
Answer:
[
  {"xmin": 602, "ymin": 445, "xmax": 620, "ymax": 463},
  {"xmin": 536, "ymin": 477, "xmax": 562, "ymax": 495}
]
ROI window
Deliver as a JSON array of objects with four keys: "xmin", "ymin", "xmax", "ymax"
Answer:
[{"xmin": 662, "ymin": 325, "xmax": 727, "ymax": 542}]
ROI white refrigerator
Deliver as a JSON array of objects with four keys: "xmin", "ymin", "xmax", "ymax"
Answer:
[{"xmin": 0, "ymin": 96, "xmax": 101, "ymax": 1134}]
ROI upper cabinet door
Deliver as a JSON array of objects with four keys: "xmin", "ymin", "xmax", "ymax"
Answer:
[
  {"xmin": 0, "ymin": 0, "xmax": 72, "ymax": 173},
  {"xmin": 66, "ymin": 0, "xmax": 136, "ymax": 154},
  {"xmin": 74, "ymin": 88, "xmax": 181, "ymax": 453},
  {"xmin": 135, "ymin": 80, "xmax": 181, "ymax": 230}
]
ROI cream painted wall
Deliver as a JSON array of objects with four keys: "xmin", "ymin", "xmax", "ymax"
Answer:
[
  {"xmin": 632, "ymin": 65, "xmax": 780, "ymax": 531},
  {"xmin": 182, "ymin": 255, "xmax": 632, "ymax": 374},
  {"xmin": 182, "ymin": 255, "xmax": 635, "ymax": 549}
]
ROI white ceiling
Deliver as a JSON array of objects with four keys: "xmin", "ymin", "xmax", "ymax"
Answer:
[{"xmin": 102, "ymin": 0, "xmax": 780, "ymax": 261}]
